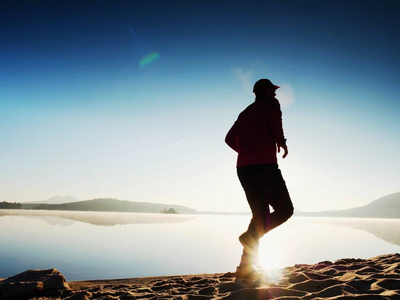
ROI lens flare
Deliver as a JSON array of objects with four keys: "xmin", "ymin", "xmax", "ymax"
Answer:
[
  {"xmin": 139, "ymin": 52, "xmax": 160, "ymax": 67},
  {"xmin": 127, "ymin": 25, "xmax": 160, "ymax": 68},
  {"xmin": 257, "ymin": 242, "xmax": 284, "ymax": 282},
  {"xmin": 259, "ymin": 240, "xmax": 284, "ymax": 269}
]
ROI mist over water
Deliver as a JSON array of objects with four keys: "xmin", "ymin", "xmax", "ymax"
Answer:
[{"xmin": 1, "ymin": 210, "xmax": 399, "ymax": 281}]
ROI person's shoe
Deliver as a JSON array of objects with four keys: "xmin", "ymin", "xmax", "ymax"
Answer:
[
  {"xmin": 239, "ymin": 232, "xmax": 259, "ymax": 255},
  {"xmin": 239, "ymin": 248, "xmax": 262, "ymax": 271},
  {"xmin": 235, "ymin": 264, "xmax": 262, "ymax": 280}
]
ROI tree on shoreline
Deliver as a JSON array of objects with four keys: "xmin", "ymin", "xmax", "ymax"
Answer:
[
  {"xmin": 0, "ymin": 202, "xmax": 22, "ymax": 209},
  {"xmin": 161, "ymin": 208, "xmax": 179, "ymax": 214}
]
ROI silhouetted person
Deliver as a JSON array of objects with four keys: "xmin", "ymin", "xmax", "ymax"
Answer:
[{"xmin": 225, "ymin": 79, "xmax": 294, "ymax": 278}]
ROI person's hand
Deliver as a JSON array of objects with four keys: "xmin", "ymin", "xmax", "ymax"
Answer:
[{"xmin": 278, "ymin": 144, "xmax": 288, "ymax": 159}]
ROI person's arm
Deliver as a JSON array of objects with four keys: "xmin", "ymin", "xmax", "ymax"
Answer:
[
  {"xmin": 225, "ymin": 121, "xmax": 240, "ymax": 152},
  {"xmin": 268, "ymin": 100, "xmax": 288, "ymax": 158}
]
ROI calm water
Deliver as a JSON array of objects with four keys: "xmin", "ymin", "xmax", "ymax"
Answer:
[{"xmin": 1, "ymin": 209, "xmax": 399, "ymax": 281}]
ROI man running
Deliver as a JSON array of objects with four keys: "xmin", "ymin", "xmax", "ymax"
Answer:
[{"xmin": 225, "ymin": 78, "xmax": 294, "ymax": 278}]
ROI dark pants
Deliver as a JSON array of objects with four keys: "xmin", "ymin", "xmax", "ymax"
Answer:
[{"xmin": 237, "ymin": 164, "xmax": 294, "ymax": 240}]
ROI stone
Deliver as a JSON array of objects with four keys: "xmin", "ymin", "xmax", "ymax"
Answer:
[{"xmin": 0, "ymin": 268, "xmax": 70, "ymax": 298}]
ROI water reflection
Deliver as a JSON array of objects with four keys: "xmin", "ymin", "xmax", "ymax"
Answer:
[
  {"xmin": 319, "ymin": 217, "xmax": 400, "ymax": 247},
  {"xmin": 0, "ymin": 211, "xmax": 399, "ymax": 281},
  {"xmin": 0, "ymin": 209, "xmax": 194, "ymax": 226},
  {"xmin": 2, "ymin": 211, "xmax": 400, "ymax": 247}
]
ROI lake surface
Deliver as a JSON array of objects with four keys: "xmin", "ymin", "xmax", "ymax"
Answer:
[{"xmin": 1, "ymin": 209, "xmax": 400, "ymax": 281}]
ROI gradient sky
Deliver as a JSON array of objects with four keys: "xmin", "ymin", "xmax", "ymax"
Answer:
[{"xmin": 1, "ymin": 0, "xmax": 399, "ymax": 212}]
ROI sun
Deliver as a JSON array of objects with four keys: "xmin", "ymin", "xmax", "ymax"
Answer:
[
  {"xmin": 258, "ymin": 240, "xmax": 283, "ymax": 270},
  {"xmin": 256, "ymin": 241, "xmax": 285, "ymax": 282}
]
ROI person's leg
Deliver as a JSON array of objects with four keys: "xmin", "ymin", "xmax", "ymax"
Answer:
[
  {"xmin": 237, "ymin": 165, "xmax": 270, "ymax": 242},
  {"xmin": 236, "ymin": 165, "xmax": 293, "ymax": 277},
  {"xmin": 236, "ymin": 165, "xmax": 272, "ymax": 277},
  {"xmin": 267, "ymin": 168, "xmax": 294, "ymax": 233},
  {"xmin": 235, "ymin": 248, "xmax": 262, "ymax": 279},
  {"xmin": 236, "ymin": 164, "xmax": 272, "ymax": 273}
]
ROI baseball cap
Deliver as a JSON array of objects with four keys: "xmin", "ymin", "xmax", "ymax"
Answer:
[{"xmin": 253, "ymin": 79, "xmax": 280, "ymax": 94}]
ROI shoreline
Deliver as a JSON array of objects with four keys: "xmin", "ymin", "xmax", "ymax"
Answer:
[{"xmin": 2, "ymin": 253, "xmax": 400, "ymax": 299}]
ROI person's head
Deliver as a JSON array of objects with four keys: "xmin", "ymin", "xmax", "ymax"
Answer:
[{"xmin": 253, "ymin": 79, "xmax": 280, "ymax": 98}]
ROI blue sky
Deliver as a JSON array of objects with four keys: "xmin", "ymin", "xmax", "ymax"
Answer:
[{"xmin": 1, "ymin": 0, "xmax": 399, "ymax": 212}]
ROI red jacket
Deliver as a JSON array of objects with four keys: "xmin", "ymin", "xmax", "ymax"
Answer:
[{"xmin": 225, "ymin": 98, "xmax": 286, "ymax": 167}]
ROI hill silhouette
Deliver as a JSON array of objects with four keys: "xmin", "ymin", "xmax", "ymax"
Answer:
[
  {"xmin": 27, "ymin": 195, "xmax": 81, "ymax": 205},
  {"xmin": 25, "ymin": 198, "xmax": 197, "ymax": 214},
  {"xmin": 9, "ymin": 192, "xmax": 400, "ymax": 217},
  {"xmin": 297, "ymin": 191, "xmax": 400, "ymax": 218}
]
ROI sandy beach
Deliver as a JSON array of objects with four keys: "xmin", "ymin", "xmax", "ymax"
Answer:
[{"xmin": 1, "ymin": 253, "xmax": 400, "ymax": 299}]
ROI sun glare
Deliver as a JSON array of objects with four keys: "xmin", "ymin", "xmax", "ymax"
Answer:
[
  {"xmin": 258, "ymin": 240, "xmax": 282, "ymax": 270},
  {"xmin": 257, "ymin": 241, "xmax": 284, "ymax": 282}
]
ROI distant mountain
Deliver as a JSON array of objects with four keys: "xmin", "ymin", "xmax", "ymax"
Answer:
[
  {"xmin": 30, "ymin": 195, "xmax": 81, "ymax": 205},
  {"xmin": 296, "ymin": 192, "xmax": 400, "ymax": 219},
  {"xmin": 27, "ymin": 198, "xmax": 197, "ymax": 214}
]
